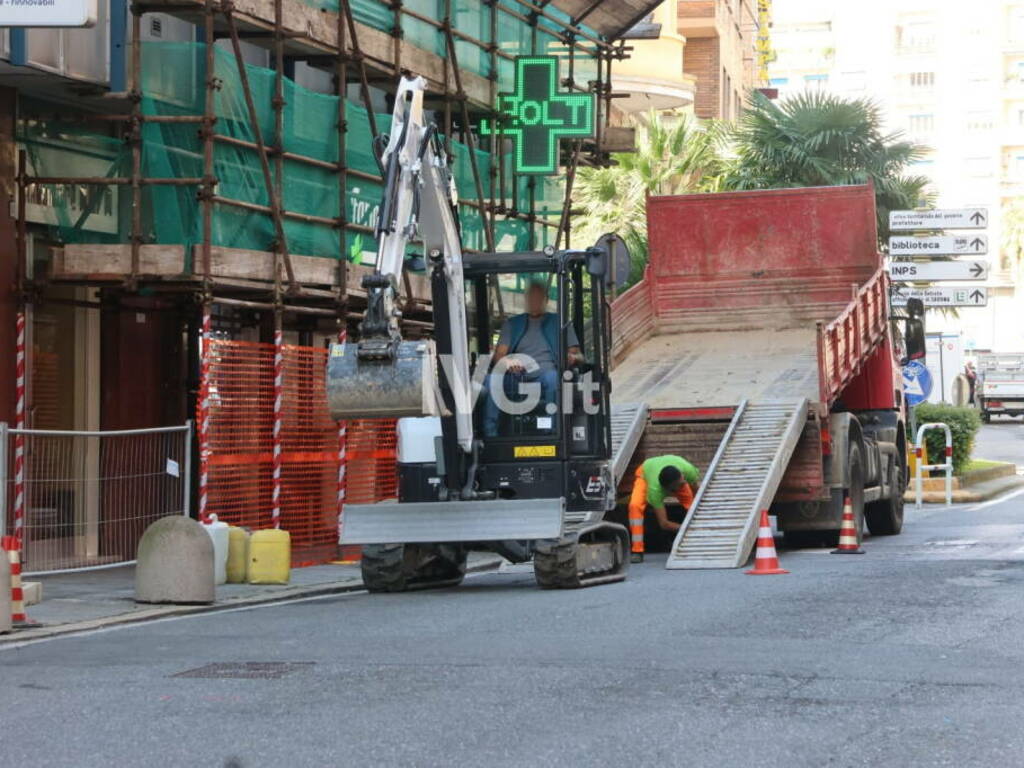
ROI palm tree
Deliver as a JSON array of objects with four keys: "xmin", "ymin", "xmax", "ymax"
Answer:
[
  {"xmin": 574, "ymin": 113, "xmax": 724, "ymax": 286},
  {"xmin": 720, "ymin": 91, "xmax": 931, "ymax": 242},
  {"xmin": 1001, "ymin": 198, "xmax": 1024, "ymax": 277}
]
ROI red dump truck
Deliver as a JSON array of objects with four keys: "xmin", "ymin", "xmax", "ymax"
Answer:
[{"xmin": 610, "ymin": 184, "xmax": 924, "ymax": 568}]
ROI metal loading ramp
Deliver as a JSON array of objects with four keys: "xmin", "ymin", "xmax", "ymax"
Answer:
[
  {"xmin": 666, "ymin": 398, "xmax": 809, "ymax": 569},
  {"xmin": 610, "ymin": 402, "xmax": 648, "ymax": 486}
]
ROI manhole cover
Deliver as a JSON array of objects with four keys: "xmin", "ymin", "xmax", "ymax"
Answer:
[{"xmin": 172, "ymin": 662, "xmax": 314, "ymax": 680}]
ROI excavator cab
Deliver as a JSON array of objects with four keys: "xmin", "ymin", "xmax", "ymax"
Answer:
[{"xmin": 464, "ymin": 248, "xmax": 613, "ymax": 470}]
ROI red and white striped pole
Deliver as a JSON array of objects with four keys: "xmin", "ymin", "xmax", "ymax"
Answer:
[
  {"xmin": 336, "ymin": 325, "xmax": 347, "ymax": 545},
  {"xmin": 12, "ymin": 311, "xmax": 26, "ymax": 548},
  {"xmin": 197, "ymin": 305, "xmax": 211, "ymax": 524},
  {"xmin": 271, "ymin": 320, "xmax": 283, "ymax": 529}
]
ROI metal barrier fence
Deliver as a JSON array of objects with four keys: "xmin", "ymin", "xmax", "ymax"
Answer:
[{"xmin": 0, "ymin": 423, "xmax": 192, "ymax": 575}]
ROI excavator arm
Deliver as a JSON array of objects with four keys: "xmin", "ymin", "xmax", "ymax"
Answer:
[{"xmin": 327, "ymin": 76, "xmax": 473, "ymax": 453}]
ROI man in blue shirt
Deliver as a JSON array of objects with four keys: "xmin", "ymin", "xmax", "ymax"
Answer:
[{"xmin": 483, "ymin": 281, "xmax": 581, "ymax": 437}]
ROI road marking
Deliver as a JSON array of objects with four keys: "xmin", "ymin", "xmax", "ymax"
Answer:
[{"xmin": 969, "ymin": 486, "xmax": 1024, "ymax": 512}]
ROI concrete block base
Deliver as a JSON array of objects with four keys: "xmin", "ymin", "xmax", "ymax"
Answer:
[
  {"xmin": 135, "ymin": 516, "xmax": 215, "ymax": 605},
  {"xmin": 22, "ymin": 581, "xmax": 42, "ymax": 606}
]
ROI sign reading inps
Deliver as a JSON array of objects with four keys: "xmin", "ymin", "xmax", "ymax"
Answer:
[
  {"xmin": 480, "ymin": 57, "xmax": 595, "ymax": 176},
  {"xmin": 0, "ymin": 0, "xmax": 98, "ymax": 26}
]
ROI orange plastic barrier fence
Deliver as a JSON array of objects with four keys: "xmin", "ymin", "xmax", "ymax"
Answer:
[{"xmin": 202, "ymin": 338, "xmax": 396, "ymax": 565}]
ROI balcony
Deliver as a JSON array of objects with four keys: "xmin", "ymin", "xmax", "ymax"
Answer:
[
  {"xmin": 613, "ymin": 28, "xmax": 696, "ymax": 113},
  {"xmin": 677, "ymin": 0, "xmax": 720, "ymax": 39}
]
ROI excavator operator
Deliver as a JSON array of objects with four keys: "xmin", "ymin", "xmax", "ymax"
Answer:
[
  {"xmin": 482, "ymin": 280, "xmax": 582, "ymax": 437},
  {"xmin": 627, "ymin": 455, "xmax": 699, "ymax": 563}
]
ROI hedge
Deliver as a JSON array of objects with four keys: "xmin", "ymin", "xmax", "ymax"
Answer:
[{"xmin": 913, "ymin": 403, "xmax": 982, "ymax": 476}]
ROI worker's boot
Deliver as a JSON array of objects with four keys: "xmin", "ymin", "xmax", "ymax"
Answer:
[{"xmin": 630, "ymin": 552, "xmax": 644, "ymax": 564}]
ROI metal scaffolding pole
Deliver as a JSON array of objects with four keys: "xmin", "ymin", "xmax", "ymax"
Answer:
[{"xmin": 223, "ymin": 1, "xmax": 297, "ymax": 291}]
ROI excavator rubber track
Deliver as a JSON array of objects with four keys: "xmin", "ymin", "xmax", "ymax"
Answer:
[
  {"xmin": 533, "ymin": 522, "xmax": 630, "ymax": 589},
  {"xmin": 361, "ymin": 543, "xmax": 467, "ymax": 592}
]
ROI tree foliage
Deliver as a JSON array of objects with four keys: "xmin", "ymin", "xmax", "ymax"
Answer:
[
  {"xmin": 574, "ymin": 114, "xmax": 724, "ymax": 287},
  {"xmin": 1000, "ymin": 198, "xmax": 1024, "ymax": 274},
  {"xmin": 719, "ymin": 91, "xmax": 931, "ymax": 241}
]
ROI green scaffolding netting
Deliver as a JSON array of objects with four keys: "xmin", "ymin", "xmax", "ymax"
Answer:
[{"xmin": 20, "ymin": 40, "xmax": 570, "ymax": 266}]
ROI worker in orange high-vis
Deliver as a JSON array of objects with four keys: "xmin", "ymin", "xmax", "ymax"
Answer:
[{"xmin": 627, "ymin": 455, "xmax": 699, "ymax": 563}]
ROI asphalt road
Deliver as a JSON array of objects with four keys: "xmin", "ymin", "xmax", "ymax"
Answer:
[
  {"xmin": 5, "ymin": 484, "xmax": 1024, "ymax": 768},
  {"xmin": 974, "ymin": 417, "xmax": 1024, "ymax": 466}
]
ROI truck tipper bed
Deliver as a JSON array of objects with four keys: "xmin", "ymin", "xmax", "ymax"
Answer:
[{"xmin": 610, "ymin": 184, "xmax": 911, "ymax": 568}]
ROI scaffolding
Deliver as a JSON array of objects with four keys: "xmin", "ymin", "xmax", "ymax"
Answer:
[
  {"xmin": 15, "ymin": 0, "xmax": 632, "ymax": 319},
  {"xmin": 10, "ymin": 0, "xmax": 641, "ymax": 560}
]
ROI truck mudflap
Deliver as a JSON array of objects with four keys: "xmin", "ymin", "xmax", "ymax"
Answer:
[
  {"xmin": 339, "ymin": 497, "xmax": 564, "ymax": 544},
  {"xmin": 533, "ymin": 521, "xmax": 630, "ymax": 589}
]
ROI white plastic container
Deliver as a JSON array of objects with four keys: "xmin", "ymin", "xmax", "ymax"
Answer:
[{"xmin": 202, "ymin": 514, "xmax": 230, "ymax": 585}]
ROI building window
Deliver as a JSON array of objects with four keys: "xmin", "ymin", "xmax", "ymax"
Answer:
[
  {"xmin": 897, "ymin": 21, "xmax": 936, "ymax": 53},
  {"xmin": 769, "ymin": 77, "xmax": 789, "ymax": 87},
  {"xmin": 967, "ymin": 111, "xmax": 994, "ymax": 132},
  {"xmin": 909, "ymin": 71, "xmax": 935, "ymax": 88},
  {"xmin": 804, "ymin": 73, "xmax": 828, "ymax": 90},
  {"xmin": 1010, "ymin": 8, "xmax": 1024, "ymax": 43},
  {"xmin": 965, "ymin": 157, "xmax": 993, "ymax": 178},
  {"xmin": 842, "ymin": 70, "xmax": 867, "ymax": 92},
  {"xmin": 1015, "ymin": 154, "xmax": 1024, "ymax": 179},
  {"xmin": 908, "ymin": 114, "xmax": 934, "ymax": 134}
]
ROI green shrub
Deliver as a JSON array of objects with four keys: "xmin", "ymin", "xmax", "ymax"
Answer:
[{"xmin": 913, "ymin": 403, "xmax": 982, "ymax": 476}]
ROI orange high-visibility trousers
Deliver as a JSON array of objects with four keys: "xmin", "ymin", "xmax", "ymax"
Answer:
[{"xmin": 627, "ymin": 465, "xmax": 694, "ymax": 554}]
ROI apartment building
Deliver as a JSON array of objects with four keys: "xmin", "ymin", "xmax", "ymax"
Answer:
[
  {"xmin": 771, "ymin": 0, "xmax": 1024, "ymax": 354},
  {"xmin": 679, "ymin": 0, "xmax": 763, "ymax": 120}
]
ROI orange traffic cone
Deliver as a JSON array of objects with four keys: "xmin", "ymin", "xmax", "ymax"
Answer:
[
  {"xmin": 745, "ymin": 509, "xmax": 788, "ymax": 575},
  {"xmin": 831, "ymin": 494, "xmax": 864, "ymax": 554}
]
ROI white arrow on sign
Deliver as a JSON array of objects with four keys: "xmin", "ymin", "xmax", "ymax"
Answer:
[
  {"xmin": 889, "ymin": 208, "xmax": 988, "ymax": 230},
  {"xmin": 890, "ymin": 286, "xmax": 988, "ymax": 307},
  {"xmin": 887, "ymin": 260, "xmax": 989, "ymax": 282},
  {"xmin": 888, "ymin": 234, "xmax": 987, "ymax": 256}
]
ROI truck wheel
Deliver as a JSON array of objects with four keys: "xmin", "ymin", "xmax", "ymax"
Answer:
[
  {"xmin": 361, "ymin": 543, "xmax": 467, "ymax": 593},
  {"xmin": 826, "ymin": 441, "xmax": 865, "ymax": 547},
  {"xmin": 865, "ymin": 460, "xmax": 904, "ymax": 536},
  {"xmin": 982, "ymin": 412, "xmax": 991, "ymax": 423}
]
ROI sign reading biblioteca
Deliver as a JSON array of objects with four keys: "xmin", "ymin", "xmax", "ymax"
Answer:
[
  {"xmin": 480, "ymin": 56, "xmax": 595, "ymax": 175},
  {"xmin": 0, "ymin": 0, "xmax": 98, "ymax": 26}
]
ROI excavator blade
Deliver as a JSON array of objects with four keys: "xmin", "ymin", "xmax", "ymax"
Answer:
[{"xmin": 326, "ymin": 340, "xmax": 441, "ymax": 420}]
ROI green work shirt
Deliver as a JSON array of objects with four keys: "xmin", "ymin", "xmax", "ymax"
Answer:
[{"xmin": 642, "ymin": 455, "xmax": 699, "ymax": 508}]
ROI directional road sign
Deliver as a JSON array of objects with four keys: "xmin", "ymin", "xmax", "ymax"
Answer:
[
  {"xmin": 902, "ymin": 360, "xmax": 932, "ymax": 406},
  {"xmin": 889, "ymin": 208, "xmax": 988, "ymax": 231},
  {"xmin": 887, "ymin": 260, "xmax": 989, "ymax": 282},
  {"xmin": 890, "ymin": 286, "xmax": 988, "ymax": 307},
  {"xmin": 888, "ymin": 234, "xmax": 987, "ymax": 256}
]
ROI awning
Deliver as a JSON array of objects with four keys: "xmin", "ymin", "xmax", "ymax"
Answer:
[{"xmin": 548, "ymin": 0, "xmax": 665, "ymax": 41}]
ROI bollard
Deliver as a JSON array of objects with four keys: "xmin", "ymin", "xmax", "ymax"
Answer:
[
  {"xmin": 915, "ymin": 422, "xmax": 953, "ymax": 509},
  {"xmin": 135, "ymin": 517, "xmax": 215, "ymax": 604}
]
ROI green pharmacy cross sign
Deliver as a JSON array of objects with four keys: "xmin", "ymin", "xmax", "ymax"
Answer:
[{"xmin": 481, "ymin": 56, "xmax": 595, "ymax": 175}]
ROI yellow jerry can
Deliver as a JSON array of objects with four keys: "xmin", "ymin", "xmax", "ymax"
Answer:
[
  {"xmin": 226, "ymin": 526, "xmax": 251, "ymax": 584},
  {"xmin": 247, "ymin": 529, "xmax": 291, "ymax": 585}
]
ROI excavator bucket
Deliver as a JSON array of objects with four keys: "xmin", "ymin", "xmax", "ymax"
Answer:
[{"xmin": 326, "ymin": 340, "xmax": 441, "ymax": 420}]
